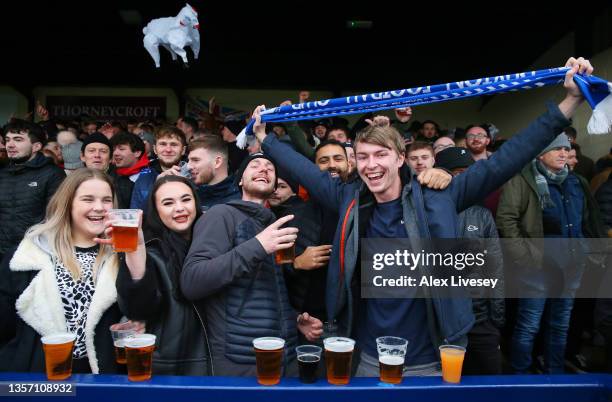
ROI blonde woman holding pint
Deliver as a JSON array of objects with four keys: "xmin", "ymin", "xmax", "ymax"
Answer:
[{"xmin": 0, "ymin": 169, "xmax": 126, "ymax": 374}]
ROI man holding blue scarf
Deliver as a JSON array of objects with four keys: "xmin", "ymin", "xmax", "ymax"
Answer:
[{"xmin": 252, "ymin": 57, "xmax": 594, "ymax": 377}]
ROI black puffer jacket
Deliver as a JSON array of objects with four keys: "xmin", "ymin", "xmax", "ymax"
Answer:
[
  {"xmin": 182, "ymin": 200, "xmax": 297, "ymax": 376},
  {"xmin": 272, "ymin": 196, "xmax": 326, "ymax": 319},
  {"xmin": 457, "ymin": 205, "xmax": 505, "ymax": 328},
  {"xmin": 595, "ymin": 175, "xmax": 612, "ymax": 230},
  {"xmin": 116, "ymin": 241, "xmax": 211, "ymax": 376},
  {"xmin": 0, "ymin": 153, "xmax": 65, "ymax": 255}
]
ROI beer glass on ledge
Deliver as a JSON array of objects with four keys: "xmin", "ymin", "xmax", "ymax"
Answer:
[
  {"xmin": 109, "ymin": 209, "xmax": 140, "ymax": 252},
  {"xmin": 125, "ymin": 334, "xmax": 156, "ymax": 381},
  {"xmin": 253, "ymin": 337, "xmax": 285, "ymax": 385},
  {"xmin": 41, "ymin": 333, "xmax": 76, "ymax": 381},
  {"xmin": 296, "ymin": 345, "xmax": 322, "ymax": 383},
  {"xmin": 323, "ymin": 337, "xmax": 355, "ymax": 385},
  {"xmin": 110, "ymin": 322, "xmax": 138, "ymax": 365},
  {"xmin": 376, "ymin": 336, "xmax": 408, "ymax": 384}
]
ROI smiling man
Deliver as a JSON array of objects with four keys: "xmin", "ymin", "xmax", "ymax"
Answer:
[
  {"xmin": 181, "ymin": 153, "xmax": 322, "ymax": 376},
  {"xmin": 110, "ymin": 132, "xmax": 149, "ymax": 208},
  {"xmin": 0, "ymin": 119, "xmax": 65, "ymax": 262},
  {"xmin": 130, "ymin": 126, "xmax": 187, "ymax": 210},
  {"xmin": 252, "ymin": 56, "xmax": 595, "ymax": 378},
  {"xmin": 465, "ymin": 124, "xmax": 492, "ymax": 161}
]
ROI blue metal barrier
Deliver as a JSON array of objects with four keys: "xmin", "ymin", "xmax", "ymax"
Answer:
[{"xmin": 0, "ymin": 373, "xmax": 611, "ymax": 402}]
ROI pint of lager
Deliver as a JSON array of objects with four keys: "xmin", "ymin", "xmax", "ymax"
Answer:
[
  {"xmin": 110, "ymin": 322, "xmax": 137, "ymax": 365},
  {"xmin": 275, "ymin": 244, "xmax": 295, "ymax": 264},
  {"xmin": 253, "ymin": 337, "xmax": 285, "ymax": 385},
  {"xmin": 323, "ymin": 337, "xmax": 355, "ymax": 385},
  {"xmin": 109, "ymin": 209, "xmax": 140, "ymax": 252},
  {"xmin": 41, "ymin": 333, "xmax": 76, "ymax": 381},
  {"xmin": 125, "ymin": 334, "xmax": 156, "ymax": 381},
  {"xmin": 376, "ymin": 336, "xmax": 408, "ymax": 384}
]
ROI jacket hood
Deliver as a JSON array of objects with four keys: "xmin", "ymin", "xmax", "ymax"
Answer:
[{"xmin": 225, "ymin": 199, "xmax": 275, "ymax": 227}]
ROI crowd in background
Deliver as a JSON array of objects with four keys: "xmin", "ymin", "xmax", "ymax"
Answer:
[{"xmin": 0, "ymin": 73, "xmax": 611, "ymax": 378}]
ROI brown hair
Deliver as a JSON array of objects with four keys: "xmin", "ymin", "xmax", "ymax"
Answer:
[
  {"xmin": 407, "ymin": 141, "xmax": 434, "ymax": 157},
  {"xmin": 155, "ymin": 125, "xmax": 187, "ymax": 146},
  {"xmin": 355, "ymin": 125, "xmax": 405, "ymax": 156},
  {"xmin": 188, "ymin": 135, "xmax": 228, "ymax": 160}
]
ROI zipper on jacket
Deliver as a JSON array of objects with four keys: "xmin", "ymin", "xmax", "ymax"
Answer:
[{"xmin": 191, "ymin": 302, "xmax": 214, "ymax": 376}]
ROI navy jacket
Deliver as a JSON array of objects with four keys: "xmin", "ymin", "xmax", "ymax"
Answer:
[
  {"xmin": 262, "ymin": 103, "xmax": 570, "ymax": 347},
  {"xmin": 129, "ymin": 160, "xmax": 162, "ymax": 210}
]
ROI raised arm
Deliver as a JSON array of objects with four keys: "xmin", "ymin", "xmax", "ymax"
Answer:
[
  {"xmin": 253, "ymin": 106, "xmax": 348, "ymax": 213},
  {"xmin": 451, "ymin": 57, "xmax": 591, "ymax": 211}
]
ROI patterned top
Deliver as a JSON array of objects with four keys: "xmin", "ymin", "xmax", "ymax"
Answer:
[{"xmin": 54, "ymin": 245, "xmax": 99, "ymax": 359}]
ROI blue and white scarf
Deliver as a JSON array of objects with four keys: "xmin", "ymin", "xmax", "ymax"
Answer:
[{"xmin": 237, "ymin": 67, "xmax": 612, "ymax": 148}]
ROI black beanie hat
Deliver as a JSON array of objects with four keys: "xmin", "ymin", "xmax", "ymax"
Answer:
[
  {"xmin": 234, "ymin": 153, "xmax": 278, "ymax": 189},
  {"xmin": 225, "ymin": 119, "xmax": 246, "ymax": 136},
  {"xmin": 434, "ymin": 147, "xmax": 474, "ymax": 171},
  {"xmin": 81, "ymin": 132, "xmax": 111, "ymax": 154},
  {"xmin": 275, "ymin": 164, "xmax": 299, "ymax": 194}
]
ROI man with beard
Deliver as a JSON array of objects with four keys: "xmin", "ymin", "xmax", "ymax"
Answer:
[
  {"xmin": 181, "ymin": 153, "xmax": 323, "ymax": 376},
  {"xmin": 186, "ymin": 135, "xmax": 240, "ymax": 210},
  {"xmin": 465, "ymin": 124, "xmax": 493, "ymax": 161},
  {"xmin": 0, "ymin": 119, "xmax": 65, "ymax": 263},
  {"xmin": 130, "ymin": 126, "xmax": 187, "ymax": 210}
]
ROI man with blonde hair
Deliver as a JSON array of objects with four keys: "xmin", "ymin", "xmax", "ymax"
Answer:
[{"xmin": 251, "ymin": 56, "xmax": 594, "ymax": 378}]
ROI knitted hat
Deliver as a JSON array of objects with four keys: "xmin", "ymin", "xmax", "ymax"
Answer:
[
  {"xmin": 224, "ymin": 119, "xmax": 246, "ymax": 136},
  {"xmin": 539, "ymin": 133, "xmax": 571, "ymax": 156},
  {"xmin": 81, "ymin": 132, "xmax": 111, "ymax": 154},
  {"xmin": 138, "ymin": 131, "xmax": 155, "ymax": 147},
  {"xmin": 234, "ymin": 152, "xmax": 278, "ymax": 189},
  {"xmin": 62, "ymin": 141, "xmax": 85, "ymax": 169},
  {"xmin": 275, "ymin": 164, "xmax": 299, "ymax": 194},
  {"xmin": 434, "ymin": 147, "xmax": 474, "ymax": 171}
]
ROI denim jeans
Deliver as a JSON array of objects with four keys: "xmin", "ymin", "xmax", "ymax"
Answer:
[{"xmin": 511, "ymin": 298, "xmax": 575, "ymax": 374}]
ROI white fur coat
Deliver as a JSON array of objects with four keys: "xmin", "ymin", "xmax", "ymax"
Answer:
[{"xmin": 10, "ymin": 236, "xmax": 118, "ymax": 374}]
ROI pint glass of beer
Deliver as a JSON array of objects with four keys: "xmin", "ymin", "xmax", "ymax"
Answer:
[
  {"xmin": 109, "ymin": 209, "xmax": 140, "ymax": 252},
  {"xmin": 376, "ymin": 336, "xmax": 408, "ymax": 384},
  {"xmin": 41, "ymin": 333, "xmax": 76, "ymax": 381},
  {"xmin": 275, "ymin": 244, "xmax": 295, "ymax": 264},
  {"xmin": 323, "ymin": 337, "xmax": 355, "ymax": 385},
  {"xmin": 125, "ymin": 334, "xmax": 156, "ymax": 381},
  {"xmin": 439, "ymin": 344, "xmax": 466, "ymax": 383},
  {"xmin": 296, "ymin": 345, "xmax": 322, "ymax": 383},
  {"xmin": 110, "ymin": 322, "xmax": 138, "ymax": 364},
  {"xmin": 253, "ymin": 337, "xmax": 285, "ymax": 385}
]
